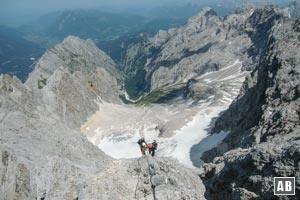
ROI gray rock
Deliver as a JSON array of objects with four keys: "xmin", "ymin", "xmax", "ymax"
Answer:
[
  {"xmin": 200, "ymin": 6, "xmax": 300, "ymax": 200},
  {"xmin": 25, "ymin": 36, "xmax": 122, "ymax": 128},
  {"xmin": 203, "ymin": 6, "xmax": 298, "ymax": 161},
  {"xmin": 201, "ymin": 140, "xmax": 300, "ymax": 200}
]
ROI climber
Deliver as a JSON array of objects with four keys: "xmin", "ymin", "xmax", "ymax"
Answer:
[
  {"xmin": 137, "ymin": 138, "xmax": 147, "ymax": 155},
  {"xmin": 148, "ymin": 140, "xmax": 158, "ymax": 157}
]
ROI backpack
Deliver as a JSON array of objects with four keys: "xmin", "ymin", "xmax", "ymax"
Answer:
[{"xmin": 152, "ymin": 141, "xmax": 158, "ymax": 149}]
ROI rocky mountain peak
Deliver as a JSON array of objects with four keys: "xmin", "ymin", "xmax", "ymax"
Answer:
[
  {"xmin": 247, "ymin": 5, "xmax": 290, "ymax": 28},
  {"xmin": 60, "ymin": 36, "xmax": 117, "ymax": 67},
  {"xmin": 188, "ymin": 7, "xmax": 217, "ymax": 22},
  {"xmin": 25, "ymin": 36, "xmax": 120, "ymax": 90},
  {"xmin": 23, "ymin": 36, "xmax": 122, "ymax": 128},
  {"xmin": 234, "ymin": 4, "xmax": 256, "ymax": 15},
  {"xmin": 187, "ymin": 7, "xmax": 220, "ymax": 31},
  {"xmin": 61, "ymin": 35, "xmax": 98, "ymax": 51}
]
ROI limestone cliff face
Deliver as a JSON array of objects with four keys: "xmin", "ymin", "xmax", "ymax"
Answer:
[
  {"xmin": 200, "ymin": 6, "xmax": 300, "ymax": 199},
  {"xmin": 203, "ymin": 6, "xmax": 297, "ymax": 159},
  {"xmin": 0, "ymin": 74, "xmax": 112, "ymax": 199},
  {"xmin": 25, "ymin": 36, "xmax": 122, "ymax": 128}
]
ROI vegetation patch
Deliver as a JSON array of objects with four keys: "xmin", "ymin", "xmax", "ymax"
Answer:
[
  {"xmin": 136, "ymin": 83, "xmax": 187, "ymax": 105},
  {"xmin": 37, "ymin": 77, "xmax": 47, "ymax": 89},
  {"xmin": 119, "ymin": 94, "xmax": 132, "ymax": 104},
  {"xmin": 124, "ymin": 65, "xmax": 147, "ymax": 100}
]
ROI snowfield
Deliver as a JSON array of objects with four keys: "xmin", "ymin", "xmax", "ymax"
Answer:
[
  {"xmin": 156, "ymin": 105, "xmax": 229, "ymax": 168},
  {"xmin": 81, "ymin": 60, "xmax": 247, "ymax": 167}
]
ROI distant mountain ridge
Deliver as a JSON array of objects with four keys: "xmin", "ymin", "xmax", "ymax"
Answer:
[{"xmin": 18, "ymin": 9, "xmax": 190, "ymax": 46}]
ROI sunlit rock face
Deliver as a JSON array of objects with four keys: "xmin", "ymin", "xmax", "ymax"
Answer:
[
  {"xmin": 25, "ymin": 36, "xmax": 122, "ymax": 128},
  {"xmin": 201, "ymin": 6, "xmax": 300, "ymax": 199}
]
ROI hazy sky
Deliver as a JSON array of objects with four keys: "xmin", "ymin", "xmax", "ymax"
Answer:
[
  {"xmin": 1, "ymin": 0, "xmax": 178, "ymax": 14},
  {"xmin": 0, "ymin": 0, "xmax": 294, "ymax": 26},
  {"xmin": 0, "ymin": 0, "xmax": 293, "ymax": 15},
  {"xmin": 0, "ymin": 0, "xmax": 197, "ymax": 26}
]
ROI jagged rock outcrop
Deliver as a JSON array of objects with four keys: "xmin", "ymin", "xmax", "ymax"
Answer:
[
  {"xmin": 25, "ymin": 36, "xmax": 122, "ymax": 128},
  {"xmin": 0, "ymin": 74, "xmax": 111, "ymax": 199},
  {"xmin": 201, "ymin": 137, "xmax": 300, "ymax": 200},
  {"xmin": 200, "ymin": 6, "xmax": 300, "ymax": 199}
]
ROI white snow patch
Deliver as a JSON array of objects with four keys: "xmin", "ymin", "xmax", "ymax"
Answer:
[
  {"xmin": 190, "ymin": 131, "xmax": 229, "ymax": 167},
  {"xmin": 83, "ymin": 104, "xmax": 229, "ymax": 168},
  {"xmin": 198, "ymin": 59, "xmax": 242, "ymax": 82},
  {"xmin": 156, "ymin": 106, "xmax": 228, "ymax": 168}
]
